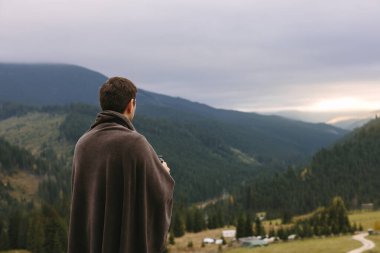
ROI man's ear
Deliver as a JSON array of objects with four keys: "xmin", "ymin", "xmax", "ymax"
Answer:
[
  {"xmin": 122, "ymin": 100, "xmax": 133, "ymax": 117},
  {"xmin": 126, "ymin": 100, "xmax": 133, "ymax": 114}
]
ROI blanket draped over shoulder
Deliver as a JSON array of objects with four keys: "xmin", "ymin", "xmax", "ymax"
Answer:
[{"xmin": 68, "ymin": 111, "xmax": 175, "ymax": 253}]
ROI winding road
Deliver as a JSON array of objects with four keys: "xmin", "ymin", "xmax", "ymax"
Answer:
[{"xmin": 347, "ymin": 233, "xmax": 375, "ymax": 253}]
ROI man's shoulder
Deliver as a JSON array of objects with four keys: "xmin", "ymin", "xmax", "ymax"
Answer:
[{"xmin": 76, "ymin": 125, "xmax": 148, "ymax": 150}]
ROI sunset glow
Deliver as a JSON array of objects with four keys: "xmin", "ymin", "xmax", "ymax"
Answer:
[{"xmin": 307, "ymin": 97, "xmax": 380, "ymax": 112}]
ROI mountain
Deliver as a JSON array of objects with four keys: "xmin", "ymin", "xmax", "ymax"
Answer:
[
  {"xmin": 327, "ymin": 111, "xmax": 380, "ymax": 130},
  {"xmin": 0, "ymin": 63, "xmax": 107, "ymax": 105},
  {"xmin": 229, "ymin": 117, "xmax": 380, "ymax": 218},
  {"xmin": 137, "ymin": 90, "xmax": 346, "ymax": 162},
  {"xmin": 0, "ymin": 63, "xmax": 347, "ymax": 202},
  {"xmin": 309, "ymin": 117, "xmax": 380, "ymax": 207},
  {"xmin": 274, "ymin": 109, "xmax": 380, "ymax": 130},
  {"xmin": 328, "ymin": 117, "xmax": 371, "ymax": 130}
]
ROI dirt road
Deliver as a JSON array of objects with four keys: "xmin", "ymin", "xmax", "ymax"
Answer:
[{"xmin": 347, "ymin": 232, "xmax": 375, "ymax": 253}]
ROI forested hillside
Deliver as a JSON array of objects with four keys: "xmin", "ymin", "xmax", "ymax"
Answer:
[
  {"xmin": 221, "ymin": 117, "xmax": 380, "ymax": 220},
  {"xmin": 0, "ymin": 137, "xmax": 69, "ymax": 253},
  {"xmin": 0, "ymin": 101, "xmax": 347, "ymax": 203},
  {"xmin": 309, "ymin": 117, "xmax": 380, "ymax": 207}
]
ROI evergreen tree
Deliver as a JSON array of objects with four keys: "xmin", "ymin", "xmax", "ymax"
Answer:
[
  {"xmin": 193, "ymin": 208, "xmax": 206, "ymax": 232},
  {"xmin": 172, "ymin": 212, "xmax": 185, "ymax": 237},
  {"xmin": 328, "ymin": 197, "xmax": 351, "ymax": 234},
  {"xmin": 244, "ymin": 213, "xmax": 253, "ymax": 237},
  {"xmin": 235, "ymin": 214, "xmax": 245, "ymax": 239},
  {"xmin": 254, "ymin": 216, "xmax": 264, "ymax": 237},
  {"xmin": 8, "ymin": 210, "xmax": 21, "ymax": 249},
  {"xmin": 185, "ymin": 209, "xmax": 194, "ymax": 232},
  {"xmin": 0, "ymin": 220, "xmax": 9, "ymax": 250},
  {"xmin": 26, "ymin": 214, "xmax": 45, "ymax": 253}
]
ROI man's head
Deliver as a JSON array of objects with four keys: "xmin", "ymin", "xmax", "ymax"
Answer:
[{"xmin": 99, "ymin": 77, "xmax": 137, "ymax": 120}]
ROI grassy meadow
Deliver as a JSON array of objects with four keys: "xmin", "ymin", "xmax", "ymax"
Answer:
[
  {"xmin": 225, "ymin": 236, "xmax": 360, "ymax": 253},
  {"xmin": 168, "ymin": 210, "xmax": 380, "ymax": 253},
  {"xmin": 349, "ymin": 210, "xmax": 380, "ymax": 230}
]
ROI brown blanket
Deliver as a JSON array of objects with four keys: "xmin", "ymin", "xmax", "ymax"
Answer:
[{"xmin": 68, "ymin": 110, "xmax": 175, "ymax": 253}]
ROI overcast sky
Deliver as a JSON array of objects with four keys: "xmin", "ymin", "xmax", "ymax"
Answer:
[{"xmin": 1, "ymin": 0, "xmax": 380, "ymax": 120}]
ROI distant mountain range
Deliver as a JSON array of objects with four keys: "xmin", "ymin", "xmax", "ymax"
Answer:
[
  {"xmin": 275, "ymin": 110, "xmax": 379, "ymax": 130},
  {"xmin": 0, "ymin": 63, "xmax": 348, "ymax": 201},
  {"xmin": 326, "ymin": 111, "xmax": 380, "ymax": 130}
]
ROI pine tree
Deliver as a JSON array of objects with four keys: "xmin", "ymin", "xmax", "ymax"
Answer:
[
  {"xmin": 185, "ymin": 209, "xmax": 194, "ymax": 232},
  {"xmin": 8, "ymin": 210, "xmax": 21, "ymax": 249},
  {"xmin": 172, "ymin": 212, "xmax": 185, "ymax": 237},
  {"xmin": 244, "ymin": 214, "xmax": 253, "ymax": 237},
  {"xmin": 27, "ymin": 214, "xmax": 45, "ymax": 253},
  {"xmin": 0, "ymin": 220, "xmax": 9, "ymax": 251},
  {"xmin": 328, "ymin": 197, "xmax": 351, "ymax": 234},
  {"xmin": 254, "ymin": 216, "xmax": 264, "ymax": 237},
  {"xmin": 235, "ymin": 214, "xmax": 245, "ymax": 239},
  {"xmin": 193, "ymin": 208, "xmax": 206, "ymax": 232}
]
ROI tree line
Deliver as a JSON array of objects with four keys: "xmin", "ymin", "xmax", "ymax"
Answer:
[{"xmin": 169, "ymin": 196, "xmax": 358, "ymax": 243}]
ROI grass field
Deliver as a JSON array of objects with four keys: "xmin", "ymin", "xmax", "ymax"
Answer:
[
  {"xmin": 167, "ymin": 227, "xmax": 234, "ymax": 253},
  {"xmin": 168, "ymin": 211, "xmax": 380, "ymax": 253},
  {"xmin": 225, "ymin": 236, "xmax": 360, "ymax": 253},
  {"xmin": 349, "ymin": 211, "xmax": 380, "ymax": 230},
  {"xmin": 368, "ymin": 235, "xmax": 380, "ymax": 253}
]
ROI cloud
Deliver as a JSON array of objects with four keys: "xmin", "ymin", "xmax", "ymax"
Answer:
[{"xmin": 1, "ymin": 0, "xmax": 380, "ymax": 113}]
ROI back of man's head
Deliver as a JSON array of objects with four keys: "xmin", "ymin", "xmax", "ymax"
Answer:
[{"xmin": 99, "ymin": 77, "xmax": 137, "ymax": 113}]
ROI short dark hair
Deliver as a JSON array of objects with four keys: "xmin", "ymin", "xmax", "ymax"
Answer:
[{"xmin": 99, "ymin": 77, "xmax": 137, "ymax": 113}]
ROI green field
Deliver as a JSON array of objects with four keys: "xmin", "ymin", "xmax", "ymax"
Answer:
[
  {"xmin": 368, "ymin": 235, "xmax": 380, "ymax": 253},
  {"xmin": 349, "ymin": 211, "xmax": 380, "ymax": 230},
  {"xmin": 225, "ymin": 236, "xmax": 361, "ymax": 253},
  {"xmin": 224, "ymin": 211, "xmax": 380, "ymax": 253}
]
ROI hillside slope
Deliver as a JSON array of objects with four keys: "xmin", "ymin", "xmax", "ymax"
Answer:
[
  {"xmin": 309, "ymin": 117, "xmax": 380, "ymax": 207},
  {"xmin": 231, "ymin": 118, "xmax": 380, "ymax": 217}
]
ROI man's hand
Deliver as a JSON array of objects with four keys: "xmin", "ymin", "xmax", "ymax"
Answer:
[{"xmin": 161, "ymin": 160, "xmax": 170, "ymax": 174}]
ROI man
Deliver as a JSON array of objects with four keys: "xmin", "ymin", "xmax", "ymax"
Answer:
[{"xmin": 68, "ymin": 77, "xmax": 175, "ymax": 253}]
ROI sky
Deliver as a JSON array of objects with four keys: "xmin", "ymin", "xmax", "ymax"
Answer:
[{"xmin": 1, "ymin": 0, "xmax": 380, "ymax": 121}]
